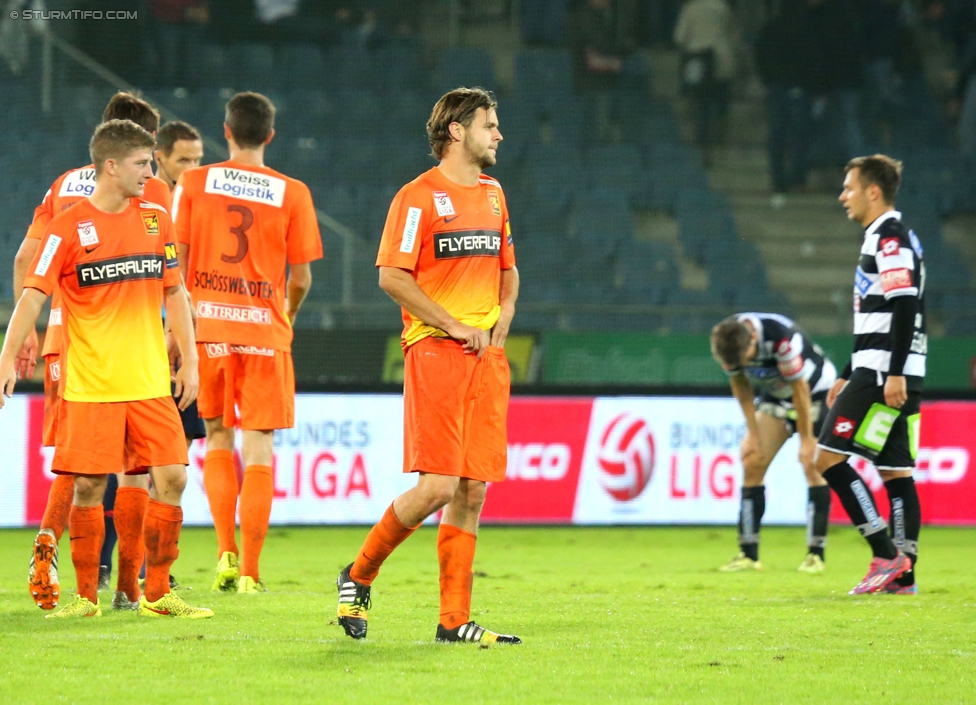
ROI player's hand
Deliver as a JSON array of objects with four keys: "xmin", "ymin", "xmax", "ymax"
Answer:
[
  {"xmin": 740, "ymin": 431, "xmax": 762, "ymax": 467},
  {"xmin": 15, "ymin": 328, "xmax": 38, "ymax": 380},
  {"xmin": 0, "ymin": 358, "xmax": 18, "ymax": 409},
  {"xmin": 173, "ymin": 359, "xmax": 199, "ymax": 411},
  {"xmin": 826, "ymin": 378, "xmax": 847, "ymax": 409},
  {"xmin": 490, "ymin": 308, "xmax": 514, "ymax": 348},
  {"xmin": 446, "ymin": 321, "xmax": 489, "ymax": 359},
  {"xmin": 884, "ymin": 374, "xmax": 907, "ymax": 409},
  {"xmin": 798, "ymin": 435, "xmax": 817, "ymax": 473},
  {"xmin": 165, "ymin": 330, "xmax": 182, "ymax": 381}
]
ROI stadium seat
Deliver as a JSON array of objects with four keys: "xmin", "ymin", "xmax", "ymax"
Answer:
[
  {"xmin": 277, "ymin": 44, "xmax": 328, "ymax": 88},
  {"xmin": 433, "ymin": 47, "xmax": 497, "ymax": 93}
]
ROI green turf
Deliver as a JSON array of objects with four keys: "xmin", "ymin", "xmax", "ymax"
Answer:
[{"xmin": 1, "ymin": 525, "xmax": 973, "ymax": 704}]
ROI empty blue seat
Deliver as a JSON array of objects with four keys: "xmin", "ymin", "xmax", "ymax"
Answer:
[{"xmin": 433, "ymin": 47, "xmax": 496, "ymax": 93}]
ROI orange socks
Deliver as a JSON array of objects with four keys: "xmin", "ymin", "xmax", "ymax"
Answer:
[
  {"xmin": 114, "ymin": 487, "xmax": 149, "ymax": 601},
  {"xmin": 239, "ymin": 465, "xmax": 273, "ymax": 581},
  {"xmin": 68, "ymin": 504, "xmax": 104, "ymax": 604},
  {"xmin": 203, "ymin": 449, "xmax": 239, "ymax": 557},
  {"xmin": 144, "ymin": 500, "xmax": 182, "ymax": 602},
  {"xmin": 437, "ymin": 524, "xmax": 477, "ymax": 630},
  {"xmin": 350, "ymin": 504, "xmax": 419, "ymax": 585},
  {"xmin": 41, "ymin": 474, "xmax": 74, "ymax": 541}
]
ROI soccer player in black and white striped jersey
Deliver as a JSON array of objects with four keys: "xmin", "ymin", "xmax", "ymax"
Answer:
[
  {"xmin": 815, "ymin": 155, "xmax": 924, "ymax": 595},
  {"xmin": 711, "ymin": 313, "xmax": 836, "ymax": 574}
]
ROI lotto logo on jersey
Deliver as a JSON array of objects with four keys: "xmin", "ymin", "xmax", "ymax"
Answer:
[
  {"xmin": 881, "ymin": 268, "xmax": 913, "ymax": 293},
  {"xmin": 834, "ymin": 417, "xmax": 856, "ymax": 439},
  {"xmin": 205, "ymin": 167, "xmax": 286, "ymax": 208},
  {"xmin": 776, "ymin": 338, "xmax": 791, "ymax": 356},
  {"xmin": 141, "ymin": 211, "xmax": 160, "ymax": 235},
  {"xmin": 77, "ymin": 220, "xmax": 98, "ymax": 247},
  {"xmin": 487, "ymin": 190, "xmax": 502, "ymax": 216},
  {"xmin": 432, "ymin": 191, "xmax": 455, "ymax": 216},
  {"xmin": 778, "ymin": 356, "xmax": 804, "ymax": 378},
  {"xmin": 880, "ymin": 237, "xmax": 900, "ymax": 257},
  {"xmin": 197, "ymin": 301, "xmax": 272, "ymax": 325},
  {"xmin": 57, "ymin": 168, "xmax": 95, "ymax": 198}
]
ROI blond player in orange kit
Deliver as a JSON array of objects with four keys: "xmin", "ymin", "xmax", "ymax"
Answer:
[
  {"xmin": 0, "ymin": 119, "xmax": 212, "ymax": 619},
  {"xmin": 13, "ymin": 93, "xmax": 174, "ymax": 611},
  {"xmin": 174, "ymin": 92, "xmax": 322, "ymax": 594},
  {"xmin": 335, "ymin": 88, "xmax": 521, "ymax": 645}
]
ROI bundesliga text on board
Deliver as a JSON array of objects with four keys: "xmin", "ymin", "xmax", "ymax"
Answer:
[{"xmin": 10, "ymin": 394, "xmax": 976, "ymax": 526}]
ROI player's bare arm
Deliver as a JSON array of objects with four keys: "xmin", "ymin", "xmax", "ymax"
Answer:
[
  {"xmin": 490, "ymin": 266, "xmax": 520, "ymax": 348},
  {"xmin": 790, "ymin": 376, "xmax": 816, "ymax": 470},
  {"xmin": 378, "ymin": 266, "xmax": 489, "ymax": 357},
  {"xmin": 11, "ymin": 238, "xmax": 41, "ymax": 379},
  {"xmin": 164, "ymin": 284, "xmax": 199, "ymax": 411},
  {"xmin": 0, "ymin": 288, "xmax": 48, "ymax": 405},
  {"xmin": 826, "ymin": 377, "xmax": 847, "ymax": 408},
  {"xmin": 729, "ymin": 373, "xmax": 762, "ymax": 462},
  {"xmin": 286, "ymin": 262, "xmax": 312, "ymax": 323}
]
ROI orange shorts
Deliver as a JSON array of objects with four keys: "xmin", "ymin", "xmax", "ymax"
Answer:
[
  {"xmin": 52, "ymin": 396, "xmax": 188, "ymax": 476},
  {"xmin": 42, "ymin": 354, "xmax": 62, "ymax": 448},
  {"xmin": 403, "ymin": 337, "xmax": 510, "ymax": 482},
  {"xmin": 197, "ymin": 342, "xmax": 295, "ymax": 431}
]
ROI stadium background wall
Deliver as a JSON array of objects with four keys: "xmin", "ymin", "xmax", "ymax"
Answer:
[{"xmin": 1, "ymin": 392, "xmax": 974, "ymax": 529}]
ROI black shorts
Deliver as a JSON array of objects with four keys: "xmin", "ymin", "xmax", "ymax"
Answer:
[
  {"xmin": 172, "ymin": 382, "xmax": 207, "ymax": 440},
  {"xmin": 816, "ymin": 368, "xmax": 922, "ymax": 470},
  {"xmin": 757, "ymin": 390, "xmax": 828, "ymax": 437}
]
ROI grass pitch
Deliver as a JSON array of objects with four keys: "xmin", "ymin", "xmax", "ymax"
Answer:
[{"xmin": 1, "ymin": 525, "xmax": 973, "ymax": 704}]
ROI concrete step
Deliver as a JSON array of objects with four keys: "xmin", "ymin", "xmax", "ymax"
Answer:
[
  {"xmin": 767, "ymin": 265, "xmax": 855, "ymax": 289},
  {"xmin": 708, "ymin": 165, "xmax": 771, "ymax": 194},
  {"xmin": 755, "ymin": 240, "xmax": 857, "ymax": 264}
]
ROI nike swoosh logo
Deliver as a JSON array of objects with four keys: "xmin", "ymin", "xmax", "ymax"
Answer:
[
  {"xmin": 444, "ymin": 215, "xmax": 461, "ymax": 223},
  {"xmin": 85, "ymin": 246, "xmax": 100, "ymax": 253},
  {"xmin": 146, "ymin": 607, "xmax": 171, "ymax": 615}
]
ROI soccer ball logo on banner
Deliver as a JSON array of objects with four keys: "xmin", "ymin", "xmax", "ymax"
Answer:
[{"xmin": 597, "ymin": 413, "xmax": 655, "ymax": 501}]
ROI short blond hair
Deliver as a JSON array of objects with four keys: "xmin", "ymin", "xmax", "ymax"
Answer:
[{"xmin": 90, "ymin": 119, "xmax": 156, "ymax": 176}]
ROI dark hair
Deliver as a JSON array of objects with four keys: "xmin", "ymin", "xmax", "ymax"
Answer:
[
  {"xmin": 90, "ymin": 119, "xmax": 156, "ymax": 175},
  {"xmin": 711, "ymin": 316, "xmax": 752, "ymax": 368},
  {"xmin": 225, "ymin": 92, "xmax": 276, "ymax": 149},
  {"xmin": 156, "ymin": 120, "xmax": 202, "ymax": 155},
  {"xmin": 426, "ymin": 87, "xmax": 497, "ymax": 160},
  {"xmin": 845, "ymin": 154, "xmax": 903, "ymax": 204},
  {"xmin": 102, "ymin": 92, "xmax": 160, "ymax": 133}
]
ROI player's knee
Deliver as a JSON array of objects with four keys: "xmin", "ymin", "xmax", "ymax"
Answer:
[
  {"xmin": 741, "ymin": 458, "xmax": 768, "ymax": 485},
  {"xmin": 462, "ymin": 482, "xmax": 487, "ymax": 513},
  {"xmin": 420, "ymin": 477, "xmax": 460, "ymax": 510},
  {"xmin": 151, "ymin": 465, "xmax": 187, "ymax": 500},
  {"xmin": 73, "ymin": 475, "xmax": 106, "ymax": 504}
]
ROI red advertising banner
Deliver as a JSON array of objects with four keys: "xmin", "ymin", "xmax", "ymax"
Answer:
[{"xmin": 833, "ymin": 401, "xmax": 976, "ymax": 525}]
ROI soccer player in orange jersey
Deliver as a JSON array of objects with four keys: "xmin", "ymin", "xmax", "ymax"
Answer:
[
  {"xmin": 13, "ymin": 93, "xmax": 173, "ymax": 611},
  {"xmin": 335, "ymin": 88, "xmax": 521, "ymax": 645},
  {"xmin": 174, "ymin": 92, "xmax": 322, "ymax": 594},
  {"xmin": 0, "ymin": 119, "xmax": 212, "ymax": 619}
]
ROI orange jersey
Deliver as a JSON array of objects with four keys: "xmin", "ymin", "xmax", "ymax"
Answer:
[
  {"xmin": 173, "ymin": 160, "xmax": 323, "ymax": 351},
  {"xmin": 376, "ymin": 168, "xmax": 516, "ymax": 348},
  {"xmin": 23, "ymin": 198, "xmax": 182, "ymax": 403},
  {"xmin": 25, "ymin": 166, "xmax": 172, "ymax": 358}
]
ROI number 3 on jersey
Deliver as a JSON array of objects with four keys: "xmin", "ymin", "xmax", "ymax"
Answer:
[{"xmin": 223, "ymin": 204, "xmax": 253, "ymax": 264}]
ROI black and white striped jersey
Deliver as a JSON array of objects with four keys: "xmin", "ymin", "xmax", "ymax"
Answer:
[
  {"xmin": 852, "ymin": 211, "xmax": 926, "ymax": 385},
  {"xmin": 726, "ymin": 312, "xmax": 837, "ymax": 400}
]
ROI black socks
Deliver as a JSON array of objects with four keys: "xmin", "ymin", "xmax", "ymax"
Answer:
[
  {"xmin": 738, "ymin": 485, "xmax": 766, "ymax": 561},
  {"xmin": 885, "ymin": 476, "xmax": 921, "ymax": 586},
  {"xmin": 807, "ymin": 485, "xmax": 831, "ymax": 560},
  {"xmin": 822, "ymin": 461, "xmax": 897, "ymax": 559}
]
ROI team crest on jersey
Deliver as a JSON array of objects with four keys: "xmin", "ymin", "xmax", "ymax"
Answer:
[
  {"xmin": 77, "ymin": 220, "xmax": 98, "ymax": 247},
  {"xmin": 432, "ymin": 191, "xmax": 455, "ymax": 216},
  {"xmin": 487, "ymin": 190, "xmax": 501, "ymax": 216},
  {"xmin": 141, "ymin": 211, "xmax": 160, "ymax": 235}
]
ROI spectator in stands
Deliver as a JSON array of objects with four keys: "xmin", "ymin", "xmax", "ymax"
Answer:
[
  {"xmin": 755, "ymin": 5, "xmax": 813, "ymax": 207},
  {"xmin": 673, "ymin": 0, "xmax": 738, "ymax": 152},
  {"xmin": 151, "ymin": 0, "xmax": 210, "ymax": 86},
  {"xmin": 804, "ymin": 0, "xmax": 865, "ymax": 161},
  {"xmin": 569, "ymin": 0, "xmax": 634, "ymax": 143}
]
